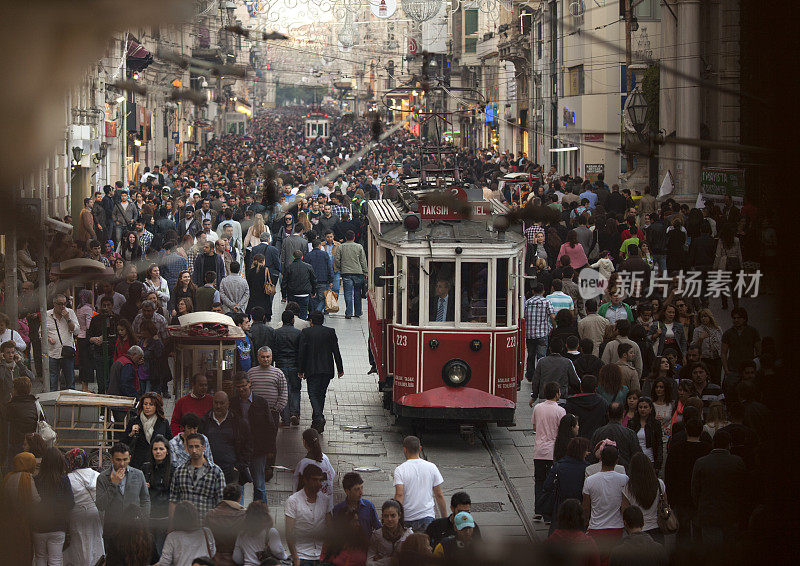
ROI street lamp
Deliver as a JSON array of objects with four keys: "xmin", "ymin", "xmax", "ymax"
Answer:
[
  {"xmin": 71, "ymin": 146, "xmax": 83, "ymax": 165},
  {"xmin": 627, "ymin": 89, "xmax": 649, "ymax": 138}
]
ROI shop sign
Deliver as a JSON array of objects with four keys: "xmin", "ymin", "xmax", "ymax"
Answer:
[{"xmin": 584, "ymin": 163, "xmax": 605, "ymax": 181}]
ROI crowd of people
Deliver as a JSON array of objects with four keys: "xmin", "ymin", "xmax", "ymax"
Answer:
[
  {"xmin": 522, "ymin": 170, "xmax": 773, "ymax": 564},
  {"xmin": 0, "ymin": 105, "xmax": 778, "ymax": 565}
]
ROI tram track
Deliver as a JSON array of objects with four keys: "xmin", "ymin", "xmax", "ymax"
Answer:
[
  {"xmin": 413, "ymin": 423, "xmax": 539, "ymax": 544},
  {"xmin": 479, "ymin": 428, "xmax": 540, "ymax": 544}
]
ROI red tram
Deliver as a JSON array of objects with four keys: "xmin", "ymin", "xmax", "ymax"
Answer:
[{"xmin": 366, "ymin": 183, "xmax": 526, "ymax": 425}]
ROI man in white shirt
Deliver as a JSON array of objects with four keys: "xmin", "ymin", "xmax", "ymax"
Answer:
[
  {"xmin": 46, "ymin": 294, "xmax": 80, "ymax": 391},
  {"xmin": 285, "ymin": 464, "xmax": 333, "ymax": 565},
  {"xmin": 393, "ymin": 436, "xmax": 447, "ymax": 532},
  {"xmin": 582, "ymin": 444, "xmax": 628, "ymax": 551}
]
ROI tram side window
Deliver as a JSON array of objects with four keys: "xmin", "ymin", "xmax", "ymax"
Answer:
[
  {"xmin": 496, "ymin": 258, "xmax": 509, "ymax": 326},
  {"xmin": 406, "ymin": 257, "xmax": 420, "ymax": 325},
  {"xmin": 428, "ymin": 261, "xmax": 456, "ymax": 322},
  {"xmin": 460, "ymin": 262, "xmax": 488, "ymax": 323},
  {"xmin": 385, "ymin": 251, "xmax": 395, "ymax": 322}
]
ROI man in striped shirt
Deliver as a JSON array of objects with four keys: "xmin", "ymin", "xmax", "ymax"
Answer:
[
  {"xmin": 246, "ymin": 346, "xmax": 289, "ymax": 418},
  {"xmin": 545, "ymin": 279, "xmax": 575, "ymax": 314},
  {"xmin": 524, "ymin": 283, "xmax": 556, "ymax": 383}
]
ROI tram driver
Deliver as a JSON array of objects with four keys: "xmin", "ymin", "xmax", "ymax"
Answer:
[{"xmin": 429, "ymin": 279, "xmax": 455, "ymax": 322}]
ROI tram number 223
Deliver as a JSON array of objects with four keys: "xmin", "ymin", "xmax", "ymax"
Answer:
[
  {"xmin": 395, "ymin": 334, "xmax": 408, "ymax": 347},
  {"xmin": 506, "ymin": 336, "xmax": 517, "ymax": 348}
]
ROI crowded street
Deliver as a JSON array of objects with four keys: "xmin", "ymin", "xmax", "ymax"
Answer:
[{"xmin": 0, "ymin": 1, "xmax": 794, "ymax": 565}]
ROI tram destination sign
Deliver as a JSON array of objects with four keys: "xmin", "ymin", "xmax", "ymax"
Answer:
[
  {"xmin": 419, "ymin": 201, "xmax": 491, "ymax": 220},
  {"xmin": 419, "ymin": 187, "xmax": 490, "ymax": 220}
]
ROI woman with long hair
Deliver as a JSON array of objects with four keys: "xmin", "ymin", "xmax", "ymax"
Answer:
[
  {"xmin": 119, "ymin": 281, "xmax": 145, "ymax": 323},
  {"xmin": 64, "ymin": 448, "xmax": 104, "ymax": 566},
  {"xmin": 246, "ymin": 253, "xmax": 272, "ymax": 319},
  {"xmin": 243, "ymin": 213, "xmax": 271, "ymax": 249},
  {"xmin": 113, "ymin": 256, "xmax": 126, "ymax": 279},
  {"xmin": 597, "ymin": 364, "xmax": 628, "ymax": 406},
  {"xmin": 321, "ymin": 507, "xmax": 369, "ymax": 566},
  {"xmin": 542, "ymin": 437, "xmax": 591, "ymax": 535},
  {"xmin": 32, "ymin": 447, "xmax": 74, "ymax": 564},
  {"xmin": 545, "ymin": 499, "xmax": 601, "ymax": 564},
  {"xmin": 670, "ymin": 379, "xmax": 698, "ymax": 434},
  {"xmin": 692, "ymin": 308, "xmax": 723, "ymax": 385},
  {"xmin": 621, "ymin": 452, "xmax": 668, "ymax": 544},
  {"xmin": 113, "ymin": 318, "xmax": 137, "ymax": 362},
  {"xmin": 144, "ymin": 264, "xmax": 170, "ymax": 317},
  {"xmin": 556, "ymin": 229, "xmax": 589, "ymax": 270},
  {"xmin": 294, "ymin": 428, "xmax": 336, "ymax": 497},
  {"xmin": 621, "ymin": 390, "xmax": 640, "ymax": 428},
  {"xmin": 652, "ymin": 304, "xmax": 686, "ymax": 362},
  {"xmin": 368, "ymin": 500, "xmax": 413, "ymax": 566},
  {"xmin": 117, "ymin": 230, "xmax": 143, "ymax": 262},
  {"xmin": 160, "ymin": 501, "xmax": 216, "ymax": 565},
  {"xmin": 123, "ymin": 392, "xmax": 172, "ymax": 469},
  {"xmin": 170, "ymin": 297, "xmax": 194, "ymax": 325},
  {"xmin": 104, "ymin": 505, "xmax": 154, "ymax": 566},
  {"xmin": 666, "ymin": 218, "xmax": 687, "ymax": 272},
  {"xmin": 627, "ymin": 396, "xmax": 663, "ymax": 469},
  {"xmin": 552, "ymin": 414, "xmax": 579, "ymax": 462},
  {"xmin": 651, "ymin": 377, "xmax": 676, "ymax": 440},
  {"xmin": 232, "ymin": 500, "xmax": 288, "ymax": 565},
  {"xmin": 703, "ymin": 401, "xmax": 730, "ymax": 438},
  {"xmin": 75, "ymin": 289, "xmax": 96, "ymax": 392},
  {"xmin": 598, "ymin": 218, "xmax": 621, "ymax": 261},
  {"xmin": 141, "ymin": 434, "xmax": 173, "ymax": 559},
  {"xmin": 1, "ymin": 452, "xmax": 39, "ymax": 565},
  {"xmin": 171, "ymin": 270, "xmax": 197, "ymax": 318},
  {"xmin": 713, "ymin": 224, "xmax": 743, "ymax": 310}
]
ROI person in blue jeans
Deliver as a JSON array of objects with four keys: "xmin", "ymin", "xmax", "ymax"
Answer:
[
  {"xmin": 334, "ymin": 230, "xmax": 368, "ymax": 319},
  {"xmin": 304, "ymin": 239, "xmax": 334, "ymax": 313}
]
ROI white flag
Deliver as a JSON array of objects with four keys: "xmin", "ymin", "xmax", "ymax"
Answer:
[{"xmin": 659, "ymin": 171, "xmax": 674, "ymax": 198}]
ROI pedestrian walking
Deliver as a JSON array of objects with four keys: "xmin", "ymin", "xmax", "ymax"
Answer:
[
  {"xmin": 274, "ymin": 310, "xmax": 302, "ymax": 426},
  {"xmin": 169, "ymin": 433, "xmax": 226, "ymax": 521},
  {"xmin": 524, "ymin": 283, "xmax": 556, "ymax": 382},
  {"xmin": 46, "ymin": 294, "xmax": 79, "ymax": 391},
  {"xmin": 199, "ymin": 391, "xmax": 253, "ymax": 486},
  {"xmin": 285, "ymin": 464, "xmax": 333, "ymax": 565},
  {"xmin": 297, "ymin": 311, "xmax": 344, "ymax": 433},
  {"xmin": 96, "ymin": 443, "xmax": 151, "ymax": 550},
  {"xmin": 63, "ymin": 448, "xmax": 104, "ymax": 566},
  {"xmin": 334, "ymin": 230, "xmax": 368, "ymax": 319},
  {"xmin": 393, "ymin": 436, "xmax": 447, "ymax": 532}
]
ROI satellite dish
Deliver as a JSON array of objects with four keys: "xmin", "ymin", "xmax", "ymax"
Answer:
[{"xmin": 370, "ymin": 0, "xmax": 397, "ymax": 18}]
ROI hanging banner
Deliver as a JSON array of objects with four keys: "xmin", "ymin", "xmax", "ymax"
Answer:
[
  {"xmin": 699, "ymin": 167, "xmax": 745, "ymax": 206},
  {"xmin": 371, "ymin": 0, "xmax": 397, "ymax": 18}
]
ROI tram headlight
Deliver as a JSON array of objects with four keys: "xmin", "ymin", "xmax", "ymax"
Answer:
[{"xmin": 442, "ymin": 359, "xmax": 471, "ymax": 387}]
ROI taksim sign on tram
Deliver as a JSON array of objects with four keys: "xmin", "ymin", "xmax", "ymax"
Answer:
[{"xmin": 419, "ymin": 187, "xmax": 491, "ymax": 219}]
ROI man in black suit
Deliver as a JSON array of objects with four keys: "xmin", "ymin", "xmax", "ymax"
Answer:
[
  {"xmin": 691, "ymin": 430, "xmax": 746, "ymax": 544},
  {"xmin": 297, "ymin": 311, "xmax": 344, "ymax": 433},
  {"xmin": 429, "ymin": 278, "xmax": 455, "ymax": 322}
]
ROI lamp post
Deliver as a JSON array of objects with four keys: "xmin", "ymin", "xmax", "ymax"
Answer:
[{"xmin": 627, "ymin": 89, "xmax": 649, "ymax": 140}]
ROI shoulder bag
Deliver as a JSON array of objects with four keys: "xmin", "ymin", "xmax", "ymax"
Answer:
[
  {"xmin": 53, "ymin": 315, "xmax": 76, "ymax": 359},
  {"xmin": 657, "ymin": 483, "xmax": 679, "ymax": 533},
  {"xmin": 35, "ymin": 400, "xmax": 58, "ymax": 446},
  {"xmin": 264, "ymin": 266, "xmax": 277, "ymax": 296}
]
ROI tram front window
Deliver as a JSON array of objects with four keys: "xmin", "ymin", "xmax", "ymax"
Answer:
[
  {"xmin": 428, "ymin": 261, "xmax": 455, "ymax": 322},
  {"xmin": 461, "ymin": 262, "xmax": 488, "ymax": 323}
]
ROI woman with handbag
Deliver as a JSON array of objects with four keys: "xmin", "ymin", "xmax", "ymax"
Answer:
[
  {"xmin": 140, "ymin": 435, "xmax": 173, "ymax": 560},
  {"xmin": 32, "ymin": 447, "xmax": 75, "ymax": 565},
  {"xmin": 159, "ymin": 501, "xmax": 216, "ymax": 566},
  {"xmin": 541, "ymin": 437, "xmax": 591, "ymax": 535},
  {"xmin": 246, "ymin": 253, "xmax": 276, "ymax": 319},
  {"xmin": 64, "ymin": 448, "xmax": 104, "ymax": 566},
  {"xmin": 621, "ymin": 452, "xmax": 670, "ymax": 545},
  {"xmin": 122, "ymin": 392, "xmax": 172, "ymax": 470}
]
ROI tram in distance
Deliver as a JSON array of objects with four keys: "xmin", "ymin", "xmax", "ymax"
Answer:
[
  {"xmin": 303, "ymin": 111, "xmax": 332, "ymax": 143},
  {"xmin": 366, "ymin": 182, "xmax": 527, "ymax": 426}
]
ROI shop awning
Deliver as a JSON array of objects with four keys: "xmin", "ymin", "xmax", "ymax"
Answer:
[{"xmin": 127, "ymin": 40, "xmax": 154, "ymax": 72}]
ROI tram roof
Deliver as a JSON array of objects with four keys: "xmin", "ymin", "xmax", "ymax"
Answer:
[{"xmin": 367, "ymin": 199, "xmax": 524, "ymax": 247}]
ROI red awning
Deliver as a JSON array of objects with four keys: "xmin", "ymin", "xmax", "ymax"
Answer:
[{"xmin": 126, "ymin": 40, "xmax": 153, "ymax": 72}]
